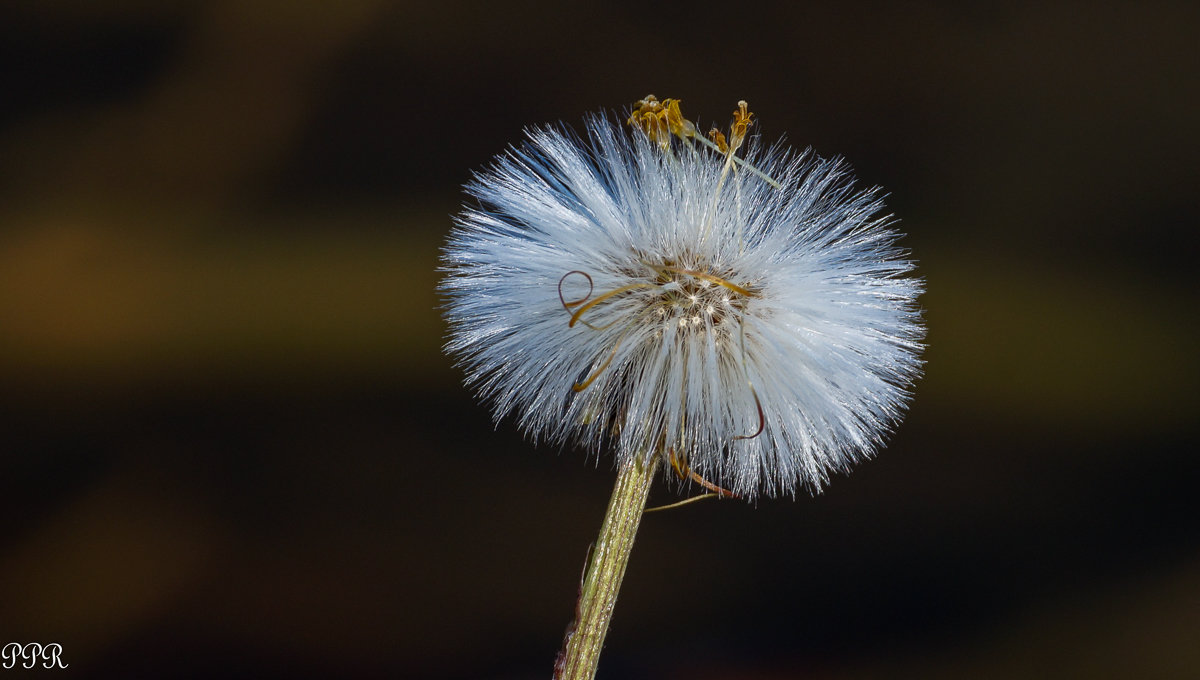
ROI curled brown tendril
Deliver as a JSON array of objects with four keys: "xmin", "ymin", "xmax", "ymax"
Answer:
[
  {"xmin": 568, "ymin": 283, "xmax": 654, "ymax": 328},
  {"xmin": 668, "ymin": 447, "xmax": 738, "ymax": 499},
  {"xmin": 559, "ymin": 269, "xmax": 654, "ymax": 331},
  {"xmin": 571, "ymin": 337, "xmax": 620, "ymax": 392},
  {"xmin": 652, "ymin": 264, "xmax": 759, "ymax": 298},
  {"xmin": 560, "ymin": 270, "xmax": 656, "ymax": 392},
  {"xmin": 733, "ymin": 388, "xmax": 765, "ymax": 441},
  {"xmin": 558, "ymin": 270, "xmax": 594, "ymax": 309}
]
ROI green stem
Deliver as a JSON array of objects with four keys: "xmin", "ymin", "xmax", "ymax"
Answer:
[{"xmin": 554, "ymin": 455, "xmax": 657, "ymax": 680}]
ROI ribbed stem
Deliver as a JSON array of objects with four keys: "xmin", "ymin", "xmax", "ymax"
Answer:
[{"xmin": 554, "ymin": 455, "xmax": 657, "ymax": 680}]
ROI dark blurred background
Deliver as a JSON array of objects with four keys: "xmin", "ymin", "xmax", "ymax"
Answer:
[{"xmin": 1, "ymin": 2, "xmax": 1197, "ymax": 678}]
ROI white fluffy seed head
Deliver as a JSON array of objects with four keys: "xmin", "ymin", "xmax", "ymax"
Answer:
[{"xmin": 441, "ymin": 112, "xmax": 925, "ymax": 498}]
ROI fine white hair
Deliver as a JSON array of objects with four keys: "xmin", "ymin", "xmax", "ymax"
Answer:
[{"xmin": 442, "ymin": 113, "xmax": 924, "ymax": 498}]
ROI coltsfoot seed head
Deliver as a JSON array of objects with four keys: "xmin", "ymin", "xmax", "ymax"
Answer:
[{"xmin": 441, "ymin": 98, "xmax": 925, "ymax": 498}]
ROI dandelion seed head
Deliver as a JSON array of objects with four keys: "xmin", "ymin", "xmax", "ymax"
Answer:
[{"xmin": 441, "ymin": 98, "xmax": 925, "ymax": 498}]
